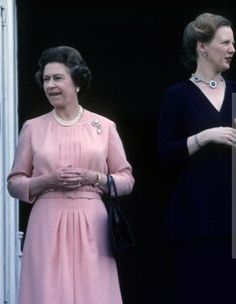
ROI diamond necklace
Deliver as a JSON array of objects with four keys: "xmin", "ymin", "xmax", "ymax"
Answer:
[
  {"xmin": 191, "ymin": 74, "xmax": 224, "ymax": 89},
  {"xmin": 52, "ymin": 105, "xmax": 83, "ymax": 126}
]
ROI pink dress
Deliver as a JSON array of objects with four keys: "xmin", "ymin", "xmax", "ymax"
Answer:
[{"xmin": 7, "ymin": 109, "xmax": 134, "ymax": 304}]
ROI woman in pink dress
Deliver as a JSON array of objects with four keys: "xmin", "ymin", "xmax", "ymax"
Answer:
[{"xmin": 7, "ymin": 45, "xmax": 134, "ymax": 304}]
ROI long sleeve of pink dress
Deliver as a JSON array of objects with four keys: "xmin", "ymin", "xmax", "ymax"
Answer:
[{"xmin": 7, "ymin": 108, "xmax": 134, "ymax": 304}]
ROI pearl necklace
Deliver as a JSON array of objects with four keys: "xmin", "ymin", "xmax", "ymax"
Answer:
[
  {"xmin": 191, "ymin": 74, "xmax": 224, "ymax": 89},
  {"xmin": 52, "ymin": 105, "xmax": 83, "ymax": 126}
]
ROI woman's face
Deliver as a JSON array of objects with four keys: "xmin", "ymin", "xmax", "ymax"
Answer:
[
  {"xmin": 202, "ymin": 26, "xmax": 235, "ymax": 72},
  {"xmin": 43, "ymin": 62, "xmax": 78, "ymax": 108}
]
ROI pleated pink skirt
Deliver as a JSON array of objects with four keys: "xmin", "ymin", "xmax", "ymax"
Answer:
[{"xmin": 18, "ymin": 193, "xmax": 123, "ymax": 304}]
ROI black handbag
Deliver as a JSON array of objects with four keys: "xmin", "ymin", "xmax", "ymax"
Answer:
[{"xmin": 106, "ymin": 174, "xmax": 135, "ymax": 257}]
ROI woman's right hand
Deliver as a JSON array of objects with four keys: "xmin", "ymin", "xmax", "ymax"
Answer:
[
  {"xmin": 197, "ymin": 127, "xmax": 236, "ymax": 147},
  {"xmin": 46, "ymin": 166, "xmax": 82, "ymax": 191},
  {"xmin": 29, "ymin": 166, "xmax": 82, "ymax": 199}
]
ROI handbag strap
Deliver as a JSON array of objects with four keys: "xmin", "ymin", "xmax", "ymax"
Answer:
[{"xmin": 107, "ymin": 175, "xmax": 119, "ymax": 204}]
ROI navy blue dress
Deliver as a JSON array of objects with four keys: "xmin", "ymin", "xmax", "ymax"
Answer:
[{"xmin": 158, "ymin": 79, "xmax": 236, "ymax": 304}]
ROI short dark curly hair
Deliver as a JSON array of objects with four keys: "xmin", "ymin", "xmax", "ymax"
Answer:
[{"xmin": 35, "ymin": 45, "xmax": 92, "ymax": 94}]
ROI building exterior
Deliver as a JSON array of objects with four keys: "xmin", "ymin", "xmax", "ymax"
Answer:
[{"xmin": 0, "ymin": 0, "xmax": 20, "ymax": 303}]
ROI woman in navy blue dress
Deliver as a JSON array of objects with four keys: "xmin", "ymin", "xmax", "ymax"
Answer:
[{"xmin": 158, "ymin": 12, "xmax": 236, "ymax": 304}]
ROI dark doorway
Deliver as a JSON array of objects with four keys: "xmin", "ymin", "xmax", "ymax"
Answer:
[{"xmin": 16, "ymin": 2, "xmax": 236, "ymax": 303}]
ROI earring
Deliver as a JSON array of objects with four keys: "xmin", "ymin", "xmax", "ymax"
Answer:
[{"xmin": 76, "ymin": 87, "xmax": 80, "ymax": 93}]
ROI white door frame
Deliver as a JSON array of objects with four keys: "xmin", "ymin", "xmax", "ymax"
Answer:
[{"xmin": 0, "ymin": 0, "xmax": 19, "ymax": 303}]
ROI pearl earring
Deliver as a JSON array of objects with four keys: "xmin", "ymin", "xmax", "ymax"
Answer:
[{"xmin": 76, "ymin": 87, "xmax": 80, "ymax": 93}]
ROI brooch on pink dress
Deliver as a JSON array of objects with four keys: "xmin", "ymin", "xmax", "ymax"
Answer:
[{"xmin": 92, "ymin": 120, "xmax": 102, "ymax": 134}]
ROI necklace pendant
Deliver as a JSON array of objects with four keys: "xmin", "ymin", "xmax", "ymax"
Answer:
[
  {"xmin": 191, "ymin": 73, "xmax": 223, "ymax": 89},
  {"xmin": 209, "ymin": 80, "xmax": 217, "ymax": 89}
]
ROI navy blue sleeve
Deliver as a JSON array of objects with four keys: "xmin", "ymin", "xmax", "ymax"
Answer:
[{"xmin": 158, "ymin": 87, "xmax": 190, "ymax": 169}]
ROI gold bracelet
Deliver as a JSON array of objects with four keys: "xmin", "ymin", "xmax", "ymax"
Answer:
[{"xmin": 94, "ymin": 172, "xmax": 101, "ymax": 187}]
